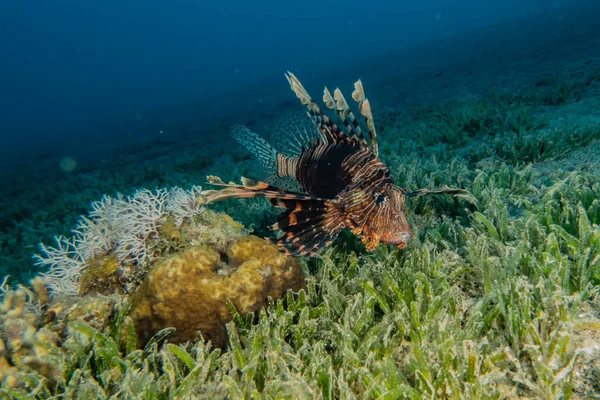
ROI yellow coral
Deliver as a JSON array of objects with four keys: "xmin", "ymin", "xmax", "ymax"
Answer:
[
  {"xmin": 129, "ymin": 235, "xmax": 305, "ymax": 347},
  {"xmin": 0, "ymin": 283, "xmax": 62, "ymax": 388},
  {"xmin": 157, "ymin": 214, "xmax": 181, "ymax": 242},
  {"xmin": 78, "ymin": 252, "xmax": 119, "ymax": 295},
  {"xmin": 47, "ymin": 293, "xmax": 115, "ymax": 333}
]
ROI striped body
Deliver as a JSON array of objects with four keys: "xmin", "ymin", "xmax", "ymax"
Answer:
[
  {"xmin": 201, "ymin": 73, "xmax": 467, "ymax": 255},
  {"xmin": 280, "ymin": 140, "xmax": 359, "ymax": 198}
]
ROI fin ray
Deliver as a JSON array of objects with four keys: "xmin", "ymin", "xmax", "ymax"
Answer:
[
  {"xmin": 231, "ymin": 125, "xmax": 278, "ymax": 177},
  {"xmin": 272, "ymin": 114, "xmax": 322, "ymax": 157},
  {"xmin": 200, "ymin": 176, "xmax": 321, "ymax": 205},
  {"xmin": 322, "ymin": 87, "xmax": 367, "ymax": 146},
  {"xmin": 201, "ymin": 175, "xmax": 341, "ymax": 255},
  {"xmin": 351, "ymin": 80, "xmax": 379, "ymax": 158},
  {"xmin": 285, "ymin": 72, "xmax": 344, "ymax": 143}
]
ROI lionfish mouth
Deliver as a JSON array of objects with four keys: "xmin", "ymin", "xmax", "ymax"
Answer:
[{"xmin": 392, "ymin": 231, "xmax": 413, "ymax": 248}]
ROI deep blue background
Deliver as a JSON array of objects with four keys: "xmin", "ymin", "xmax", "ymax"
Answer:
[{"xmin": 1, "ymin": 0, "xmax": 576, "ymax": 150}]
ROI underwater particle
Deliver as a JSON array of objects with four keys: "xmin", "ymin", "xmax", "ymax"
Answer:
[
  {"xmin": 435, "ymin": 12, "xmax": 442, "ymax": 21},
  {"xmin": 129, "ymin": 235, "xmax": 305, "ymax": 348},
  {"xmin": 59, "ymin": 156, "xmax": 77, "ymax": 172}
]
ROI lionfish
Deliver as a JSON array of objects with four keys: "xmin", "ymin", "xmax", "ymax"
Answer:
[{"xmin": 200, "ymin": 72, "xmax": 467, "ymax": 256}]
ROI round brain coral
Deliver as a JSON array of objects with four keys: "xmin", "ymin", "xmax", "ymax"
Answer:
[{"xmin": 129, "ymin": 235, "xmax": 306, "ymax": 347}]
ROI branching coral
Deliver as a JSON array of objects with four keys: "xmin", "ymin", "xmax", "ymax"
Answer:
[
  {"xmin": 166, "ymin": 186, "xmax": 205, "ymax": 226},
  {"xmin": 34, "ymin": 186, "xmax": 206, "ymax": 296},
  {"xmin": 1, "ymin": 198, "xmax": 306, "ymax": 396},
  {"xmin": 0, "ymin": 277, "xmax": 59, "ymax": 389},
  {"xmin": 33, "ymin": 236, "xmax": 86, "ymax": 296},
  {"xmin": 111, "ymin": 188, "xmax": 169, "ymax": 265}
]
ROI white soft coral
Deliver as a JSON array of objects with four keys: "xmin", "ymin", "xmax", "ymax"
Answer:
[
  {"xmin": 166, "ymin": 186, "xmax": 205, "ymax": 226},
  {"xmin": 111, "ymin": 188, "xmax": 169, "ymax": 265},
  {"xmin": 34, "ymin": 186, "xmax": 204, "ymax": 296},
  {"xmin": 34, "ymin": 236, "xmax": 85, "ymax": 296}
]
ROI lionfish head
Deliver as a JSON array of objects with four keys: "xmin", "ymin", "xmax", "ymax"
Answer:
[{"xmin": 365, "ymin": 183, "xmax": 412, "ymax": 248}]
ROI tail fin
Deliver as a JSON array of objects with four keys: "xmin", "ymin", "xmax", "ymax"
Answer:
[
  {"xmin": 232, "ymin": 125, "xmax": 278, "ymax": 176},
  {"xmin": 200, "ymin": 175, "xmax": 345, "ymax": 256},
  {"xmin": 231, "ymin": 125, "xmax": 300, "ymax": 183}
]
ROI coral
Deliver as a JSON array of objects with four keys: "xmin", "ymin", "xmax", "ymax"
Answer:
[
  {"xmin": 0, "ymin": 278, "xmax": 61, "ymax": 390},
  {"xmin": 0, "ymin": 276, "xmax": 120, "ymax": 393},
  {"xmin": 166, "ymin": 186, "xmax": 205, "ymax": 226},
  {"xmin": 77, "ymin": 252, "xmax": 119, "ymax": 295},
  {"xmin": 45, "ymin": 292, "xmax": 117, "ymax": 334},
  {"xmin": 0, "ymin": 213, "xmax": 305, "ymax": 397},
  {"xmin": 34, "ymin": 186, "xmax": 207, "ymax": 296},
  {"xmin": 33, "ymin": 236, "xmax": 86, "ymax": 296},
  {"xmin": 183, "ymin": 210, "xmax": 245, "ymax": 254},
  {"xmin": 108, "ymin": 188, "xmax": 169, "ymax": 265},
  {"xmin": 157, "ymin": 214, "xmax": 181, "ymax": 243},
  {"xmin": 129, "ymin": 235, "xmax": 306, "ymax": 347}
]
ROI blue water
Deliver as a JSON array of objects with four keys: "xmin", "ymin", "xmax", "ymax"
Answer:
[
  {"xmin": 0, "ymin": 0, "xmax": 599, "ymax": 283},
  {"xmin": 1, "ymin": 1, "xmax": 588, "ymax": 155}
]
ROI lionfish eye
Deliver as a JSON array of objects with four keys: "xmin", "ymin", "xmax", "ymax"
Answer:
[{"xmin": 375, "ymin": 193, "xmax": 386, "ymax": 204}]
